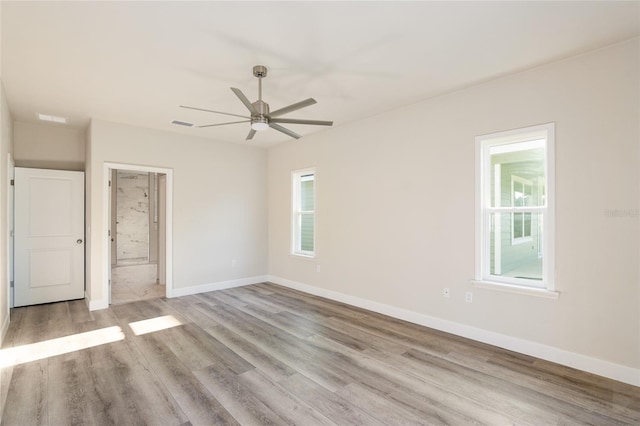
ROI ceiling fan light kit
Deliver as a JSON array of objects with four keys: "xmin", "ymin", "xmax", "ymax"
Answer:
[
  {"xmin": 251, "ymin": 117, "xmax": 269, "ymax": 131},
  {"xmin": 180, "ymin": 65, "xmax": 333, "ymax": 140}
]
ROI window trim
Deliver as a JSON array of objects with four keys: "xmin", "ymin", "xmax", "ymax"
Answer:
[
  {"xmin": 291, "ymin": 167, "xmax": 316, "ymax": 258},
  {"xmin": 475, "ymin": 123, "xmax": 556, "ymax": 293}
]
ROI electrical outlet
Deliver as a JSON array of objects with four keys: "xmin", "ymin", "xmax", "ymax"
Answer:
[
  {"xmin": 443, "ymin": 288, "xmax": 450, "ymax": 298},
  {"xmin": 465, "ymin": 291, "xmax": 473, "ymax": 303},
  {"xmin": 316, "ymin": 265, "xmax": 321, "ymax": 273},
  {"xmin": 231, "ymin": 259, "xmax": 237, "ymax": 267}
]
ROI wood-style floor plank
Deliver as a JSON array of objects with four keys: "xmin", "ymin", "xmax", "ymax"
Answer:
[
  {"xmin": 2, "ymin": 282, "xmax": 639, "ymax": 425},
  {"xmin": 197, "ymin": 300, "xmax": 351, "ymax": 392},
  {"xmin": 133, "ymin": 332, "xmax": 239, "ymax": 426},
  {"xmin": 2, "ymin": 360, "xmax": 48, "ymax": 426},
  {"xmin": 335, "ymin": 381, "xmax": 435, "ymax": 426},
  {"xmin": 309, "ymin": 333, "xmax": 519, "ymax": 424},
  {"xmin": 197, "ymin": 321, "xmax": 297, "ymax": 381},
  {"xmin": 237, "ymin": 368, "xmax": 336, "ymax": 426},
  {"xmin": 193, "ymin": 363, "xmax": 287, "ymax": 426},
  {"xmin": 278, "ymin": 373, "xmax": 386, "ymax": 426}
]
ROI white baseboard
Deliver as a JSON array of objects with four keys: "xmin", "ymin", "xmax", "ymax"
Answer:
[
  {"xmin": 267, "ymin": 275, "xmax": 640, "ymax": 388},
  {"xmin": 85, "ymin": 292, "xmax": 109, "ymax": 311},
  {"xmin": 84, "ymin": 276, "xmax": 268, "ymax": 310},
  {"xmin": 0, "ymin": 310, "xmax": 9, "ymax": 347},
  {"xmin": 169, "ymin": 275, "xmax": 269, "ymax": 298}
]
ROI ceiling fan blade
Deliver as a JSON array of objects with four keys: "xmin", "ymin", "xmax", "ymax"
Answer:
[
  {"xmin": 269, "ymin": 118, "xmax": 333, "ymax": 126},
  {"xmin": 180, "ymin": 105, "xmax": 249, "ymax": 119},
  {"xmin": 269, "ymin": 122, "xmax": 301, "ymax": 139},
  {"xmin": 246, "ymin": 129, "xmax": 257, "ymax": 140},
  {"xmin": 198, "ymin": 120, "xmax": 250, "ymax": 128},
  {"xmin": 230, "ymin": 87, "xmax": 258, "ymax": 115},
  {"xmin": 268, "ymin": 98, "xmax": 317, "ymax": 118}
]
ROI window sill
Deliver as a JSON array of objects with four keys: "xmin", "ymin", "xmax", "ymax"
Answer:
[
  {"xmin": 290, "ymin": 253, "xmax": 316, "ymax": 260},
  {"xmin": 471, "ymin": 280, "xmax": 559, "ymax": 299}
]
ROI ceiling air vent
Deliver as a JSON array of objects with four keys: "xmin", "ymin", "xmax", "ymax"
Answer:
[
  {"xmin": 171, "ymin": 120, "xmax": 195, "ymax": 127},
  {"xmin": 37, "ymin": 113, "xmax": 67, "ymax": 124}
]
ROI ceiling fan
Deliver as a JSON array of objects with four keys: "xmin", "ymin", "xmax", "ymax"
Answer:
[{"xmin": 180, "ymin": 65, "xmax": 333, "ymax": 140}]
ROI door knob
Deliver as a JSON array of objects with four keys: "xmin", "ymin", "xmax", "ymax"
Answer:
[{"xmin": 76, "ymin": 239, "xmax": 83, "ymax": 244}]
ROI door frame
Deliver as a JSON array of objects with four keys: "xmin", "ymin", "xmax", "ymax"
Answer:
[
  {"xmin": 103, "ymin": 162, "xmax": 173, "ymax": 302},
  {"xmin": 7, "ymin": 154, "xmax": 14, "ymax": 309}
]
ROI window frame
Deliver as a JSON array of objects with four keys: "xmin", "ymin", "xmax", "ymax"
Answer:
[
  {"xmin": 510, "ymin": 175, "xmax": 534, "ymax": 245},
  {"xmin": 475, "ymin": 123, "xmax": 556, "ymax": 293},
  {"xmin": 291, "ymin": 168, "xmax": 316, "ymax": 258}
]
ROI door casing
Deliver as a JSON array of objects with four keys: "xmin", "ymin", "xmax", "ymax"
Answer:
[
  {"xmin": 102, "ymin": 163, "xmax": 173, "ymax": 306},
  {"xmin": 7, "ymin": 154, "xmax": 14, "ymax": 308}
]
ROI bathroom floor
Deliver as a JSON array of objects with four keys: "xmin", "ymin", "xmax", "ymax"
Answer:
[{"xmin": 111, "ymin": 263, "xmax": 165, "ymax": 305}]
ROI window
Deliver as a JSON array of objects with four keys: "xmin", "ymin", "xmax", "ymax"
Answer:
[
  {"xmin": 292, "ymin": 168, "xmax": 316, "ymax": 257},
  {"xmin": 476, "ymin": 123, "xmax": 555, "ymax": 291}
]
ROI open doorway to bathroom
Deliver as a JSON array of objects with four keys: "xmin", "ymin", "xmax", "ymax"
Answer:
[{"xmin": 110, "ymin": 169, "xmax": 166, "ymax": 304}]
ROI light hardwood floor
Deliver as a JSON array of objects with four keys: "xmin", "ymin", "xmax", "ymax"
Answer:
[{"xmin": 1, "ymin": 283, "xmax": 638, "ymax": 425}]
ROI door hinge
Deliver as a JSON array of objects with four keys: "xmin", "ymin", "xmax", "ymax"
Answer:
[
  {"xmin": 108, "ymin": 229, "xmax": 111, "ymax": 237},
  {"xmin": 10, "ymin": 179, "xmax": 14, "ymax": 186},
  {"xmin": 10, "ymin": 280, "xmax": 14, "ymax": 288},
  {"xmin": 109, "ymin": 180, "xmax": 112, "ymax": 187}
]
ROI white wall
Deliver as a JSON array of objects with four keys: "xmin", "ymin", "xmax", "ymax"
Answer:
[
  {"xmin": 267, "ymin": 39, "xmax": 639, "ymax": 383},
  {"xmin": 13, "ymin": 121, "xmax": 85, "ymax": 171},
  {"xmin": 87, "ymin": 119, "xmax": 267, "ymax": 308},
  {"xmin": 0, "ymin": 81, "xmax": 13, "ymax": 344}
]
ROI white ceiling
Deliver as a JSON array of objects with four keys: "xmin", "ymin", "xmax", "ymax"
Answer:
[{"xmin": 2, "ymin": 1, "xmax": 638, "ymax": 146}]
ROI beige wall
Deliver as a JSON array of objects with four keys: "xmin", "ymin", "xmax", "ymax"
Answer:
[
  {"xmin": 87, "ymin": 119, "xmax": 267, "ymax": 307},
  {"xmin": 0, "ymin": 81, "xmax": 13, "ymax": 344},
  {"xmin": 268, "ymin": 39, "xmax": 639, "ymax": 373},
  {"xmin": 13, "ymin": 121, "xmax": 85, "ymax": 171}
]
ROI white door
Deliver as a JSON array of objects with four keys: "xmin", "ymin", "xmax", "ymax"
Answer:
[{"xmin": 14, "ymin": 167, "xmax": 85, "ymax": 307}]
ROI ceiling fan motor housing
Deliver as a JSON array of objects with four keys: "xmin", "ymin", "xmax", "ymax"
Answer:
[
  {"xmin": 253, "ymin": 65, "xmax": 267, "ymax": 78},
  {"xmin": 252, "ymin": 100, "xmax": 270, "ymax": 116}
]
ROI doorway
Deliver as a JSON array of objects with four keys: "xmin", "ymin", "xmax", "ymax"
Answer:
[{"xmin": 108, "ymin": 166, "xmax": 169, "ymax": 305}]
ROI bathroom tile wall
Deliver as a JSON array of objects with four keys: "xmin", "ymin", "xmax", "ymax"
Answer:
[{"xmin": 116, "ymin": 171, "xmax": 149, "ymax": 264}]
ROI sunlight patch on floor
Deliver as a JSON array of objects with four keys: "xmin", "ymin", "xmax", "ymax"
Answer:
[
  {"xmin": 128, "ymin": 315, "xmax": 182, "ymax": 336},
  {"xmin": 0, "ymin": 326, "xmax": 125, "ymax": 368}
]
